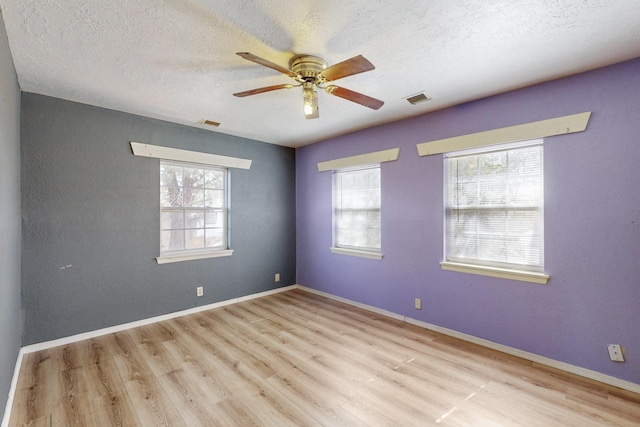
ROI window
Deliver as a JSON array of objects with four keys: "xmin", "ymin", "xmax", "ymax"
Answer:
[
  {"xmin": 444, "ymin": 140, "xmax": 544, "ymax": 276},
  {"xmin": 318, "ymin": 147, "xmax": 398, "ymax": 260},
  {"xmin": 333, "ymin": 165, "xmax": 381, "ymax": 255},
  {"xmin": 160, "ymin": 160, "xmax": 228, "ymax": 258},
  {"xmin": 130, "ymin": 142, "xmax": 250, "ymax": 264}
]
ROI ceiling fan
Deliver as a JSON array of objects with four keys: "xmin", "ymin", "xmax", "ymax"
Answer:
[{"xmin": 233, "ymin": 52, "xmax": 384, "ymax": 119}]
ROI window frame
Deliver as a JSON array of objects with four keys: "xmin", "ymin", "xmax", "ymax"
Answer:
[
  {"xmin": 316, "ymin": 147, "xmax": 399, "ymax": 260},
  {"xmin": 414, "ymin": 112, "xmax": 593, "ymax": 284},
  {"xmin": 442, "ymin": 139, "xmax": 550, "ymax": 284},
  {"xmin": 331, "ymin": 164, "xmax": 383, "ymax": 260},
  {"xmin": 159, "ymin": 160, "xmax": 230, "ymax": 261},
  {"xmin": 130, "ymin": 142, "xmax": 252, "ymax": 264}
]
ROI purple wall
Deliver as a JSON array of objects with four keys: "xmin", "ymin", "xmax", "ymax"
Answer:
[{"xmin": 296, "ymin": 58, "xmax": 640, "ymax": 385}]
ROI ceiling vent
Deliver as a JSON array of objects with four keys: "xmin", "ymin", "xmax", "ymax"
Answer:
[
  {"xmin": 200, "ymin": 119, "xmax": 221, "ymax": 127},
  {"xmin": 404, "ymin": 92, "xmax": 432, "ymax": 105}
]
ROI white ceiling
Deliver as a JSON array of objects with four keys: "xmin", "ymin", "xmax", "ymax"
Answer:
[{"xmin": 2, "ymin": 1, "xmax": 640, "ymax": 148}]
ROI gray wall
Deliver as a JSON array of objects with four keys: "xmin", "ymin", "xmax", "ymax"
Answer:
[
  {"xmin": 21, "ymin": 93, "xmax": 296, "ymax": 345},
  {"xmin": 0, "ymin": 9, "xmax": 22, "ymax": 422}
]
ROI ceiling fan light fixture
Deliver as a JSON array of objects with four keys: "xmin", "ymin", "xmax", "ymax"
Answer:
[{"xmin": 303, "ymin": 85, "xmax": 319, "ymax": 119}]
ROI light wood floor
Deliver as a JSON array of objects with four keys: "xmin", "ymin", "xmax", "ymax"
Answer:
[{"xmin": 9, "ymin": 289, "xmax": 640, "ymax": 426}]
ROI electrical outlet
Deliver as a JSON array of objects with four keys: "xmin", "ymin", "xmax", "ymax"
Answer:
[
  {"xmin": 608, "ymin": 344, "xmax": 625, "ymax": 362},
  {"xmin": 275, "ymin": 273, "xmax": 280, "ymax": 282},
  {"xmin": 414, "ymin": 298, "xmax": 422, "ymax": 310},
  {"xmin": 196, "ymin": 286, "xmax": 203, "ymax": 297}
]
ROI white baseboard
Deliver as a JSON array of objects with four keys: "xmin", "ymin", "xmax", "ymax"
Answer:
[
  {"xmin": 4, "ymin": 282, "xmax": 638, "ymax": 427},
  {"xmin": 1, "ymin": 285, "xmax": 296, "ymax": 427},
  {"xmin": 1, "ymin": 348, "xmax": 24, "ymax": 427},
  {"xmin": 21, "ymin": 285, "xmax": 296, "ymax": 354},
  {"xmin": 298, "ymin": 285, "xmax": 406, "ymax": 321},
  {"xmin": 296, "ymin": 285, "xmax": 640, "ymax": 394}
]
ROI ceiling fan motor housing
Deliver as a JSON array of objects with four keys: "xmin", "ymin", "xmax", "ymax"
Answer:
[{"xmin": 289, "ymin": 54, "xmax": 328, "ymax": 82}]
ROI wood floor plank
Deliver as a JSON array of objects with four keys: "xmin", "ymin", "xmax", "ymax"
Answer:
[
  {"xmin": 221, "ymin": 380, "xmax": 323, "ymax": 427},
  {"xmin": 89, "ymin": 392, "xmax": 143, "ymax": 427},
  {"xmin": 117, "ymin": 375, "xmax": 185, "ymax": 427},
  {"xmin": 265, "ymin": 370, "xmax": 367, "ymax": 426},
  {"xmin": 161, "ymin": 321, "xmax": 254, "ymax": 398},
  {"xmin": 55, "ymin": 366, "xmax": 93, "ymax": 426},
  {"xmin": 111, "ymin": 330, "xmax": 186, "ymax": 427},
  {"xmin": 161, "ymin": 341, "xmax": 232, "ymax": 402},
  {"xmin": 9, "ymin": 289, "xmax": 640, "ymax": 426},
  {"xmin": 9, "ymin": 388, "xmax": 42, "ymax": 427},
  {"xmin": 156, "ymin": 369, "xmax": 222, "ymax": 425},
  {"xmin": 13, "ymin": 350, "xmax": 66, "ymax": 425},
  {"xmin": 82, "ymin": 347, "xmax": 126, "ymax": 400}
]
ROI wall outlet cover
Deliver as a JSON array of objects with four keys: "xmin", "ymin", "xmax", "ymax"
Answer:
[{"xmin": 607, "ymin": 344, "xmax": 624, "ymax": 362}]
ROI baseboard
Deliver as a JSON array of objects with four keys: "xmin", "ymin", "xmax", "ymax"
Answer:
[
  {"xmin": 295, "ymin": 285, "xmax": 640, "ymax": 394},
  {"xmin": 2, "ymin": 285, "xmax": 297, "ymax": 425},
  {"xmin": 5, "ymin": 282, "xmax": 638, "ymax": 427},
  {"xmin": 1, "ymin": 347, "xmax": 24, "ymax": 427},
  {"xmin": 297, "ymin": 285, "xmax": 406, "ymax": 321},
  {"xmin": 21, "ymin": 285, "xmax": 296, "ymax": 355}
]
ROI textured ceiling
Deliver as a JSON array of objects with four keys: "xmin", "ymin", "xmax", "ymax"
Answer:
[{"xmin": 2, "ymin": 0, "xmax": 640, "ymax": 147}]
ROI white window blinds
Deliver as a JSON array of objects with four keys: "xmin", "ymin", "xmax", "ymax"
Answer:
[
  {"xmin": 444, "ymin": 140, "xmax": 544, "ymax": 272},
  {"xmin": 334, "ymin": 165, "xmax": 381, "ymax": 251}
]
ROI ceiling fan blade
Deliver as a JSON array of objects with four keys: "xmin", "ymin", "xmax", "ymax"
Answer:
[
  {"xmin": 325, "ymin": 85, "xmax": 384, "ymax": 110},
  {"xmin": 320, "ymin": 55, "xmax": 375, "ymax": 82},
  {"xmin": 236, "ymin": 52, "xmax": 298, "ymax": 78},
  {"xmin": 233, "ymin": 84, "xmax": 295, "ymax": 97}
]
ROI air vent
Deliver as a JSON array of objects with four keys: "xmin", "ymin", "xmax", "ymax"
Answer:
[
  {"xmin": 200, "ymin": 119, "xmax": 221, "ymax": 127},
  {"xmin": 404, "ymin": 92, "xmax": 432, "ymax": 105}
]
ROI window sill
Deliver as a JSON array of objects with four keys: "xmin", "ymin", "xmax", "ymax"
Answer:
[
  {"xmin": 440, "ymin": 261, "xmax": 549, "ymax": 284},
  {"xmin": 156, "ymin": 249, "xmax": 234, "ymax": 264},
  {"xmin": 330, "ymin": 247, "xmax": 384, "ymax": 260}
]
